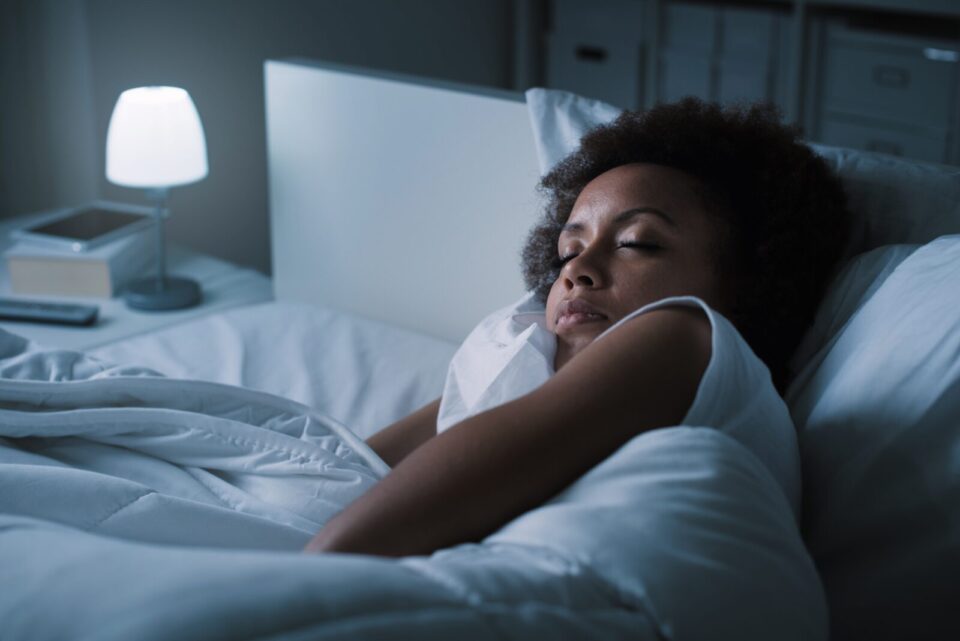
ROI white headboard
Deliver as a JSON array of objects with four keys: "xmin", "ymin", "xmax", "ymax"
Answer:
[{"xmin": 265, "ymin": 59, "xmax": 542, "ymax": 343}]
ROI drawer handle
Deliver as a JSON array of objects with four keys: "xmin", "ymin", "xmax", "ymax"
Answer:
[
  {"xmin": 873, "ymin": 65, "xmax": 910, "ymax": 88},
  {"xmin": 867, "ymin": 140, "xmax": 903, "ymax": 156},
  {"xmin": 575, "ymin": 45, "xmax": 608, "ymax": 63}
]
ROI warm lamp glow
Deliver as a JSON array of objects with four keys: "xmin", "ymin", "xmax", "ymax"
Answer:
[
  {"xmin": 105, "ymin": 86, "xmax": 208, "ymax": 188},
  {"xmin": 104, "ymin": 85, "xmax": 207, "ymax": 311}
]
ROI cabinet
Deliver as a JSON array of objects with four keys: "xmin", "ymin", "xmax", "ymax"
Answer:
[
  {"xmin": 806, "ymin": 20, "xmax": 959, "ymax": 164},
  {"xmin": 657, "ymin": 2, "xmax": 790, "ymax": 107},
  {"xmin": 545, "ymin": 0, "xmax": 648, "ymax": 109},
  {"xmin": 527, "ymin": 0, "xmax": 960, "ymax": 165}
]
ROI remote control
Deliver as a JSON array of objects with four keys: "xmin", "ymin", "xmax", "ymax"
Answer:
[{"xmin": 0, "ymin": 298, "xmax": 98, "ymax": 326}]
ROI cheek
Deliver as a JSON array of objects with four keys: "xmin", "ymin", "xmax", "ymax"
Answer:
[
  {"xmin": 607, "ymin": 263, "xmax": 670, "ymax": 313},
  {"xmin": 544, "ymin": 279, "xmax": 564, "ymax": 331}
]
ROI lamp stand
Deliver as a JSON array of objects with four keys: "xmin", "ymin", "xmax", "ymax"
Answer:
[{"xmin": 122, "ymin": 187, "xmax": 202, "ymax": 311}]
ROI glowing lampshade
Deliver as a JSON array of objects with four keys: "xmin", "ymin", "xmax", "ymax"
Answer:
[
  {"xmin": 104, "ymin": 86, "xmax": 206, "ymax": 311},
  {"xmin": 106, "ymin": 86, "xmax": 207, "ymax": 188}
]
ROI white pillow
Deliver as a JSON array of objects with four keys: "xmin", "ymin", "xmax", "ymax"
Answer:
[
  {"xmin": 524, "ymin": 87, "xmax": 960, "ymax": 259},
  {"xmin": 435, "ymin": 291, "xmax": 553, "ymax": 434},
  {"xmin": 786, "ymin": 243, "xmax": 918, "ymax": 378},
  {"xmin": 785, "ymin": 235, "xmax": 960, "ymax": 641},
  {"xmin": 525, "ymin": 87, "xmax": 621, "ymax": 175}
]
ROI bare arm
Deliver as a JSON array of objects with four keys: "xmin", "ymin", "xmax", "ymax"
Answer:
[
  {"xmin": 365, "ymin": 398, "xmax": 440, "ymax": 468},
  {"xmin": 306, "ymin": 306, "xmax": 711, "ymax": 556}
]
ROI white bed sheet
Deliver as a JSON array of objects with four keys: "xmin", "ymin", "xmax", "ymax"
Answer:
[{"xmin": 88, "ymin": 301, "xmax": 458, "ymax": 439}]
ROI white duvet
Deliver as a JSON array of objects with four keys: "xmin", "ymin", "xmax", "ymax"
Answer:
[{"xmin": 0, "ymin": 330, "xmax": 825, "ymax": 640}]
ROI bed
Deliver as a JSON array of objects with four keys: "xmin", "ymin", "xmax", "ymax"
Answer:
[{"xmin": 1, "ymin": 59, "xmax": 958, "ymax": 641}]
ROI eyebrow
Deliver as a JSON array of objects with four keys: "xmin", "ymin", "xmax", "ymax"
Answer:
[{"xmin": 560, "ymin": 207, "xmax": 677, "ymax": 234}]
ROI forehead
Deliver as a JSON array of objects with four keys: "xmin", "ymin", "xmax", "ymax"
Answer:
[{"xmin": 567, "ymin": 163, "xmax": 707, "ymax": 226}]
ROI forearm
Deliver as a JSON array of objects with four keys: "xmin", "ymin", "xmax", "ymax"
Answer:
[
  {"xmin": 365, "ymin": 398, "xmax": 440, "ymax": 468},
  {"xmin": 306, "ymin": 371, "xmax": 683, "ymax": 557},
  {"xmin": 307, "ymin": 397, "xmax": 577, "ymax": 556}
]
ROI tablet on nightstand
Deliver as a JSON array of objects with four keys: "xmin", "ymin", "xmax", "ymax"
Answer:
[{"xmin": 11, "ymin": 202, "xmax": 154, "ymax": 253}]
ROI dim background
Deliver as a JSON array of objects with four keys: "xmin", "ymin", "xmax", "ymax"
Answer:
[{"xmin": 2, "ymin": 0, "xmax": 958, "ymax": 275}]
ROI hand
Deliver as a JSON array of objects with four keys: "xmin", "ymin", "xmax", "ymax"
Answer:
[
  {"xmin": 303, "ymin": 530, "xmax": 327, "ymax": 554},
  {"xmin": 303, "ymin": 525, "xmax": 340, "ymax": 554}
]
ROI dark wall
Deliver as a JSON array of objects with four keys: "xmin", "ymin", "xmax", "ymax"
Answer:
[{"xmin": 1, "ymin": 1, "xmax": 99, "ymax": 220}]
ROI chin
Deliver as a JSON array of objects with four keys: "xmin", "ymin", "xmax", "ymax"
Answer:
[
  {"xmin": 555, "ymin": 316, "xmax": 610, "ymax": 336},
  {"xmin": 554, "ymin": 332, "xmax": 598, "ymax": 371},
  {"xmin": 556, "ymin": 324, "xmax": 603, "ymax": 352}
]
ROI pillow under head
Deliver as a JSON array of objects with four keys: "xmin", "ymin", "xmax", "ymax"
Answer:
[{"xmin": 786, "ymin": 236, "xmax": 960, "ymax": 641}]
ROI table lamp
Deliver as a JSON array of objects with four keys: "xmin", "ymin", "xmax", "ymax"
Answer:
[{"xmin": 105, "ymin": 86, "xmax": 207, "ymax": 310}]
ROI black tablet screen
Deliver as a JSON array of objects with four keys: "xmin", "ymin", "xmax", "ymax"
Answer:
[{"xmin": 28, "ymin": 208, "xmax": 145, "ymax": 241}]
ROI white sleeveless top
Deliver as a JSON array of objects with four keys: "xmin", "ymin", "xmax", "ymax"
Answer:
[{"xmin": 437, "ymin": 293, "xmax": 801, "ymax": 517}]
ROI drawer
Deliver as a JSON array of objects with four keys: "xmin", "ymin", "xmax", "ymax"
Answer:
[
  {"xmin": 658, "ymin": 50, "xmax": 712, "ymax": 103},
  {"xmin": 551, "ymin": 0, "xmax": 646, "ymax": 41},
  {"xmin": 662, "ymin": 2, "xmax": 718, "ymax": 54},
  {"xmin": 818, "ymin": 116, "xmax": 951, "ymax": 164},
  {"xmin": 822, "ymin": 33, "xmax": 959, "ymax": 129},
  {"xmin": 717, "ymin": 57, "xmax": 772, "ymax": 104},
  {"xmin": 546, "ymin": 32, "xmax": 644, "ymax": 109},
  {"xmin": 721, "ymin": 6, "xmax": 781, "ymax": 58},
  {"xmin": 659, "ymin": 53, "xmax": 775, "ymax": 106}
]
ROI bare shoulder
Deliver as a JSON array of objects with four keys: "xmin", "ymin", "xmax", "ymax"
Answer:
[
  {"xmin": 557, "ymin": 304, "xmax": 711, "ymax": 380},
  {"xmin": 606, "ymin": 304, "xmax": 711, "ymax": 342},
  {"xmin": 542, "ymin": 304, "xmax": 712, "ymax": 430}
]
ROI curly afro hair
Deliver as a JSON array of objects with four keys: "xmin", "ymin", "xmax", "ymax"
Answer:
[{"xmin": 521, "ymin": 97, "xmax": 851, "ymax": 392}]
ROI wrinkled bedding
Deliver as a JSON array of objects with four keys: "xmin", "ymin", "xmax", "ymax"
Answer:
[
  {"xmin": 0, "ymin": 331, "xmax": 826, "ymax": 640},
  {"xmin": 86, "ymin": 301, "xmax": 457, "ymax": 439}
]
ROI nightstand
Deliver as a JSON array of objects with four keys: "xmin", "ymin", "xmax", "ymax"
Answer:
[{"xmin": 0, "ymin": 212, "xmax": 273, "ymax": 351}]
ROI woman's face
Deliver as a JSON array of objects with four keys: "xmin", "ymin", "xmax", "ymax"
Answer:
[{"xmin": 545, "ymin": 163, "xmax": 733, "ymax": 370}]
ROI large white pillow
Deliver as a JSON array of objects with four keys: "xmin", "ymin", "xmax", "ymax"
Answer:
[
  {"xmin": 525, "ymin": 87, "xmax": 622, "ymax": 175},
  {"xmin": 785, "ymin": 236, "xmax": 960, "ymax": 641},
  {"xmin": 786, "ymin": 243, "xmax": 919, "ymax": 376}
]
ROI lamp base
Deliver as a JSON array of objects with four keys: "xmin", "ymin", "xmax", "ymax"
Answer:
[{"xmin": 123, "ymin": 276, "xmax": 202, "ymax": 311}]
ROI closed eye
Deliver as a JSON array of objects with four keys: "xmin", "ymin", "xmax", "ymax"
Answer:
[
  {"xmin": 618, "ymin": 241, "xmax": 661, "ymax": 252},
  {"xmin": 554, "ymin": 242, "xmax": 659, "ymax": 268}
]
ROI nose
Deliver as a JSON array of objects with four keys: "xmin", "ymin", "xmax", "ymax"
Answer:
[{"xmin": 561, "ymin": 250, "xmax": 603, "ymax": 290}]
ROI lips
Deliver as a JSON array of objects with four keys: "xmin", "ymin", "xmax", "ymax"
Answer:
[{"xmin": 556, "ymin": 298, "xmax": 608, "ymax": 329}]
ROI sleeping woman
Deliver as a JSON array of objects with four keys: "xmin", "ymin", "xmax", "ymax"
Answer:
[{"xmin": 305, "ymin": 97, "xmax": 851, "ymax": 556}]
